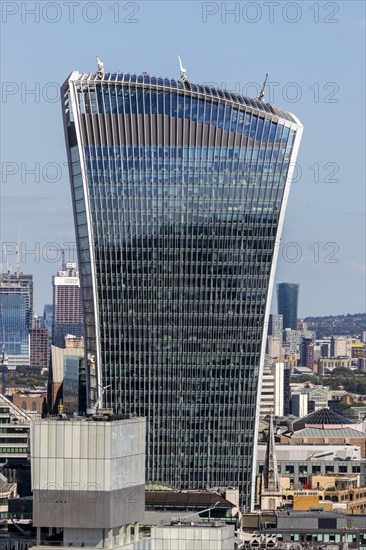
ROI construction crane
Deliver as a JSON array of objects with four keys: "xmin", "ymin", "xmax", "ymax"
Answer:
[
  {"xmin": 87, "ymin": 384, "xmax": 112, "ymax": 417},
  {"xmin": 170, "ymin": 501, "xmax": 221, "ymax": 525}
]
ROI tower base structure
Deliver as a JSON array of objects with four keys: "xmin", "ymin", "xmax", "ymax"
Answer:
[{"xmin": 31, "ymin": 416, "xmax": 146, "ymax": 549}]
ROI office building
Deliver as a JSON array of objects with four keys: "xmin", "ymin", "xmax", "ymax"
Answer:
[
  {"xmin": 260, "ymin": 359, "xmax": 285, "ymax": 418},
  {"xmin": 52, "ymin": 262, "xmax": 83, "ymax": 348},
  {"xmin": 300, "ymin": 337, "xmax": 314, "ymax": 369},
  {"xmin": 0, "ymin": 273, "xmax": 34, "ymax": 366},
  {"xmin": 62, "ymin": 66, "xmax": 303, "ymax": 509},
  {"xmin": 29, "ymin": 327, "xmax": 48, "ymax": 369},
  {"xmin": 0, "ymin": 294, "xmax": 28, "ymax": 356},
  {"xmin": 257, "ymin": 443, "xmax": 366, "ymax": 487},
  {"xmin": 268, "ymin": 313, "xmax": 283, "ymax": 342},
  {"xmin": 0, "ymin": 393, "xmax": 30, "ymax": 461},
  {"xmin": 47, "ymin": 342, "xmax": 85, "ymax": 415},
  {"xmin": 267, "ymin": 336, "xmax": 282, "ymax": 359},
  {"xmin": 331, "ymin": 335, "xmax": 352, "ymax": 358},
  {"xmin": 240, "ymin": 510, "xmax": 366, "ymax": 548},
  {"xmin": 277, "ymin": 283, "xmax": 299, "ymax": 330},
  {"xmin": 42, "ymin": 303, "xmax": 53, "ymax": 358},
  {"xmin": 0, "ymin": 273, "xmax": 34, "ymax": 333}
]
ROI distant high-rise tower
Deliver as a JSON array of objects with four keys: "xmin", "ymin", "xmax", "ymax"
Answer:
[
  {"xmin": 52, "ymin": 262, "xmax": 83, "ymax": 348},
  {"xmin": 277, "ymin": 283, "xmax": 299, "ymax": 330},
  {"xmin": 62, "ymin": 67, "xmax": 303, "ymax": 510},
  {"xmin": 300, "ymin": 337, "xmax": 315, "ymax": 369},
  {"xmin": 0, "ymin": 273, "xmax": 34, "ymax": 359},
  {"xmin": 30, "ymin": 327, "xmax": 49, "ymax": 369}
]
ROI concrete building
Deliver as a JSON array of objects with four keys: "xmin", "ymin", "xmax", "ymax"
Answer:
[
  {"xmin": 29, "ymin": 327, "xmax": 48, "ymax": 369},
  {"xmin": 291, "ymin": 393, "xmax": 308, "ymax": 418},
  {"xmin": 31, "ymin": 416, "xmax": 146, "ymax": 548},
  {"xmin": 283, "ymin": 353, "xmax": 299, "ymax": 374},
  {"xmin": 0, "ymin": 393, "xmax": 30, "ymax": 461},
  {"xmin": 296, "ymin": 320, "xmax": 308, "ymax": 332},
  {"xmin": 267, "ymin": 336, "xmax": 282, "ymax": 359},
  {"xmin": 283, "ymin": 473, "xmax": 366, "ymax": 514},
  {"xmin": 260, "ymin": 360, "xmax": 285, "ymax": 418},
  {"xmin": 257, "ymin": 510, "xmax": 366, "ymax": 547},
  {"xmin": 256, "ymin": 443, "xmax": 366, "ymax": 487},
  {"xmin": 150, "ymin": 523, "xmax": 235, "ymax": 550},
  {"xmin": 268, "ymin": 314, "xmax": 283, "ymax": 342},
  {"xmin": 291, "ymin": 385, "xmax": 329, "ymax": 414},
  {"xmin": 332, "ymin": 336, "xmax": 352, "ymax": 358}
]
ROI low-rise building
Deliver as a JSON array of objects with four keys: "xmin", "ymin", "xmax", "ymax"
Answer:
[
  {"xmin": 256, "ymin": 443, "xmax": 366, "ymax": 487},
  {"xmin": 240, "ymin": 510, "xmax": 366, "ymax": 548},
  {"xmin": 0, "ymin": 394, "xmax": 30, "ymax": 461},
  {"xmin": 150, "ymin": 523, "xmax": 235, "ymax": 550},
  {"xmin": 283, "ymin": 474, "xmax": 366, "ymax": 514},
  {"xmin": 281, "ymin": 408, "xmax": 366, "ymax": 458}
]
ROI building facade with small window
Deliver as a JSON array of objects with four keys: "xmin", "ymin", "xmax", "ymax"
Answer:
[{"xmin": 0, "ymin": 395, "xmax": 30, "ymax": 462}]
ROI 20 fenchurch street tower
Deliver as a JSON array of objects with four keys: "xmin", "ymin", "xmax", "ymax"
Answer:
[{"xmin": 61, "ymin": 67, "xmax": 303, "ymax": 509}]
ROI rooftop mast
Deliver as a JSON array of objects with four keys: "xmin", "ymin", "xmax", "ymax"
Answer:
[
  {"xmin": 258, "ymin": 73, "xmax": 269, "ymax": 102},
  {"xmin": 177, "ymin": 55, "xmax": 187, "ymax": 82}
]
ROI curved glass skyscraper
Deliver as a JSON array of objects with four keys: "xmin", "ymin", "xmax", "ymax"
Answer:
[
  {"xmin": 277, "ymin": 282, "xmax": 300, "ymax": 330},
  {"xmin": 62, "ymin": 69, "xmax": 303, "ymax": 509}
]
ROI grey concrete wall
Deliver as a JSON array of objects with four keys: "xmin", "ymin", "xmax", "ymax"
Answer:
[{"xmin": 33, "ymin": 484, "xmax": 145, "ymax": 528}]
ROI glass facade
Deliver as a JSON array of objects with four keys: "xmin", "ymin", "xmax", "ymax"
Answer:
[
  {"xmin": 277, "ymin": 282, "xmax": 299, "ymax": 330},
  {"xmin": 0, "ymin": 294, "xmax": 29, "ymax": 355},
  {"xmin": 63, "ymin": 355, "xmax": 86, "ymax": 415},
  {"xmin": 62, "ymin": 71, "xmax": 303, "ymax": 509}
]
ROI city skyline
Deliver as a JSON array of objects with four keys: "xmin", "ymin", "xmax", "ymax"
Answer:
[{"xmin": 1, "ymin": 1, "xmax": 365, "ymax": 318}]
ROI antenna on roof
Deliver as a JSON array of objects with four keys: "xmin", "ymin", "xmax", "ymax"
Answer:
[
  {"xmin": 96, "ymin": 56, "xmax": 105, "ymax": 77},
  {"xmin": 258, "ymin": 73, "xmax": 269, "ymax": 102},
  {"xmin": 177, "ymin": 55, "xmax": 187, "ymax": 82},
  {"xmin": 16, "ymin": 227, "xmax": 21, "ymax": 278}
]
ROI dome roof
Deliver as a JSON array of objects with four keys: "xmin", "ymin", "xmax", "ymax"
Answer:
[{"xmin": 292, "ymin": 408, "xmax": 354, "ymax": 431}]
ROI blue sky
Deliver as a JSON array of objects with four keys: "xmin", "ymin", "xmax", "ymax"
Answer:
[{"xmin": 1, "ymin": 0, "xmax": 365, "ymax": 316}]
